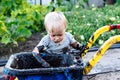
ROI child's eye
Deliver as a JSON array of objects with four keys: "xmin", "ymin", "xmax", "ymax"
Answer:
[
  {"xmin": 58, "ymin": 34, "xmax": 62, "ymax": 36},
  {"xmin": 51, "ymin": 35, "xmax": 55, "ymax": 37}
]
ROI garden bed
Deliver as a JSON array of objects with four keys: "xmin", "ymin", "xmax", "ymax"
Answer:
[{"xmin": 0, "ymin": 32, "xmax": 43, "ymax": 59}]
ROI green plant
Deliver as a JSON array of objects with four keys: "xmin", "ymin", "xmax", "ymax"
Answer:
[
  {"xmin": 0, "ymin": 21, "xmax": 11, "ymax": 44},
  {"xmin": 65, "ymin": 4, "xmax": 120, "ymax": 46},
  {"xmin": 0, "ymin": 0, "xmax": 50, "ymax": 46}
]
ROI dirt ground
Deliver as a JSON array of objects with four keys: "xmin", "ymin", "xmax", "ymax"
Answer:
[
  {"xmin": 83, "ymin": 48, "xmax": 120, "ymax": 80},
  {"xmin": 0, "ymin": 32, "xmax": 44, "ymax": 59},
  {"xmin": 0, "ymin": 32, "xmax": 120, "ymax": 80}
]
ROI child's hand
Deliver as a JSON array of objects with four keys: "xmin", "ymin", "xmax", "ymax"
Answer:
[
  {"xmin": 41, "ymin": 61, "xmax": 50, "ymax": 68},
  {"xmin": 37, "ymin": 45, "xmax": 44, "ymax": 53},
  {"xmin": 76, "ymin": 44, "xmax": 84, "ymax": 50}
]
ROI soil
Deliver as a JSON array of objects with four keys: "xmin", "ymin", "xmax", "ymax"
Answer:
[
  {"xmin": 0, "ymin": 32, "xmax": 44, "ymax": 59},
  {"xmin": 83, "ymin": 48, "xmax": 120, "ymax": 80}
]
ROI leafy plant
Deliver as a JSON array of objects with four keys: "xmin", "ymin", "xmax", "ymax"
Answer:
[
  {"xmin": 0, "ymin": 21, "xmax": 11, "ymax": 44},
  {"xmin": 0, "ymin": 0, "xmax": 50, "ymax": 47},
  {"xmin": 65, "ymin": 3, "xmax": 120, "ymax": 46}
]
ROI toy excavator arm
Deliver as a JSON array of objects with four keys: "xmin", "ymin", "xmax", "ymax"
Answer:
[
  {"xmin": 83, "ymin": 35, "xmax": 120, "ymax": 75},
  {"xmin": 80, "ymin": 24, "xmax": 120, "ymax": 58}
]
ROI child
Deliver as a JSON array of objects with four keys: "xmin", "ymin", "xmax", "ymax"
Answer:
[{"xmin": 33, "ymin": 12, "xmax": 83, "ymax": 67}]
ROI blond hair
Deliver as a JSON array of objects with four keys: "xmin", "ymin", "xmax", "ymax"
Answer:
[{"xmin": 44, "ymin": 12, "xmax": 67, "ymax": 32}]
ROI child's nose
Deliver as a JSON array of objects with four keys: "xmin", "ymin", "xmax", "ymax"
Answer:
[{"xmin": 55, "ymin": 36, "xmax": 59, "ymax": 40}]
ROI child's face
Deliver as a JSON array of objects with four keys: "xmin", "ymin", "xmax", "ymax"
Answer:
[{"xmin": 48, "ymin": 27, "xmax": 65, "ymax": 43}]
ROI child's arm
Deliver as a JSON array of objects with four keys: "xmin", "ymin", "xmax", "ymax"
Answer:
[
  {"xmin": 33, "ymin": 47, "xmax": 39, "ymax": 53},
  {"xmin": 33, "ymin": 35, "xmax": 49, "ymax": 53},
  {"xmin": 66, "ymin": 32, "xmax": 84, "ymax": 50},
  {"xmin": 33, "ymin": 45, "xmax": 44, "ymax": 54}
]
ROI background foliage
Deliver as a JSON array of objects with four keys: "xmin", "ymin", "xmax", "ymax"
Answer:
[
  {"xmin": 0, "ymin": 0, "xmax": 120, "ymax": 49},
  {"xmin": 65, "ymin": 1, "xmax": 120, "ymax": 46},
  {"xmin": 0, "ymin": 0, "xmax": 51, "ymax": 46}
]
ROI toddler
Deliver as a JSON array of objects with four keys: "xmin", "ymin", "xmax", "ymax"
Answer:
[{"xmin": 33, "ymin": 12, "xmax": 83, "ymax": 67}]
